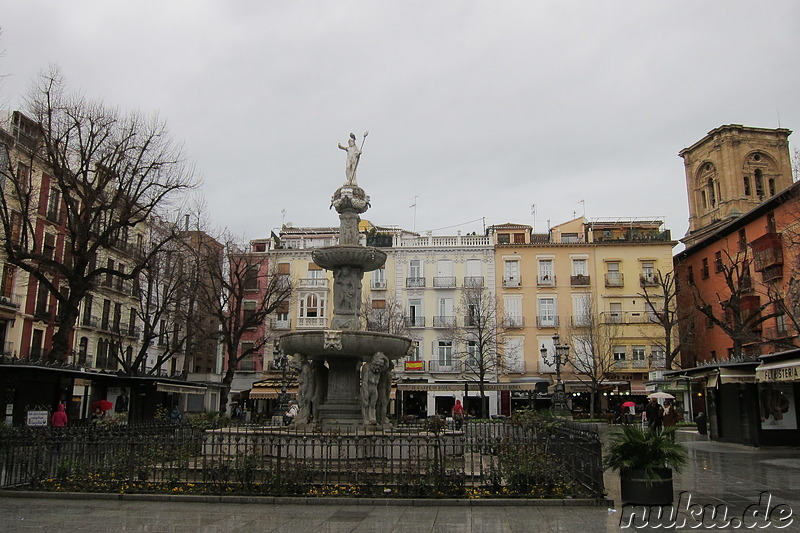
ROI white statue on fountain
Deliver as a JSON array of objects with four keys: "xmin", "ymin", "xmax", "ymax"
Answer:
[{"xmin": 338, "ymin": 131, "xmax": 368, "ymax": 186}]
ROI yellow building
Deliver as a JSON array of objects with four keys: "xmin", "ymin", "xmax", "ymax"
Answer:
[{"xmin": 490, "ymin": 216, "xmax": 677, "ymax": 414}]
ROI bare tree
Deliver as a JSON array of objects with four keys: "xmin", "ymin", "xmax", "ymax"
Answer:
[
  {"xmin": 360, "ymin": 292, "xmax": 408, "ymax": 335},
  {"xmin": 0, "ymin": 67, "xmax": 195, "ymax": 361},
  {"xmin": 192, "ymin": 233, "xmax": 292, "ymax": 413},
  {"xmin": 689, "ymin": 247, "xmax": 785, "ymax": 358},
  {"xmin": 638, "ymin": 270, "xmax": 685, "ymax": 370},
  {"xmin": 448, "ymin": 285, "xmax": 505, "ymax": 419},
  {"xmin": 565, "ymin": 294, "xmax": 619, "ymax": 418}
]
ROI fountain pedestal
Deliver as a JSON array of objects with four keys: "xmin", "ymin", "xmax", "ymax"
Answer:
[{"xmin": 278, "ymin": 182, "xmax": 411, "ymax": 429}]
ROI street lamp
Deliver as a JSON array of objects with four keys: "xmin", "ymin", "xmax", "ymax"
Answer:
[
  {"xmin": 540, "ymin": 333, "xmax": 571, "ymax": 416},
  {"xmin": 272, "ymin": 340, "xmax": 290, "ymax": 418}
]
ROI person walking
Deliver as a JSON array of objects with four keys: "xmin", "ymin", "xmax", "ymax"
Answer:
[
  {"xmin": 663, "ymin": 400, "xmax": 683, "ymax": 428},
  {"xmin": 645, "ymin": 397, "xmax": 664, "ymax": 432},
  {"xmin": 452, "ymin": 400, "xmax": 466, "ymax": 430},
  {"xmin": 51, "ymin": 403, "xmax": 68, "ymax": 428}
]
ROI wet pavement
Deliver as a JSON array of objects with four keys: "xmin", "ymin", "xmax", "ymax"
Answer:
[{"xmin": 1, "ymin": 429, "xmax": 798, "ymax": 532}]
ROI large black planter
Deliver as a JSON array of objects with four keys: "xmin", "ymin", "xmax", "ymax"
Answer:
[{"xmin": 620, "ymin": 468, "xmax": 674, "ymax": 505}]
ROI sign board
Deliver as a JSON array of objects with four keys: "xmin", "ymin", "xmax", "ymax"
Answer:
[
  {"xmin": 756, "ymin": 360, "xmax": 800, "ymax": 383},
  {"xmin": 26, "ymin": 410, "xmax": 49, "ymax": 427}
]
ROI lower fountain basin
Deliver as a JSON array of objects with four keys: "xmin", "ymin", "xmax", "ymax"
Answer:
[
  {"xmin": 312, "ymin": 245, "xmax": 387, "ymax": 272},
  {"xmin": 280, "ymin": 330, "xmax": 411, "ymax": 360}
]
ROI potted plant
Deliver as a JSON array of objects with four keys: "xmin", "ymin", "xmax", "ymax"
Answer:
[{"xmin": 603, "ymin": 425, "xmax": 687, "ymax": 505}]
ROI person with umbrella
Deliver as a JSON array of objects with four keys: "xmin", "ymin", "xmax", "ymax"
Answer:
[
  {"xmin": 91, "ymin": 399, "xmax": 113, "ymax": 422},
  {"xmin": 645, "ymin": 396, "xmax": 664, "ymax": 432},
  {"xmin": 621, "ymin": 400, "xmax": 636, "ymax": 425}
]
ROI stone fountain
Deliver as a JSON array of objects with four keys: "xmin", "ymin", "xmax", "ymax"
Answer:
[{"xmin": 278, "ymin": 132, "xmax": 412, "ymax": 428}]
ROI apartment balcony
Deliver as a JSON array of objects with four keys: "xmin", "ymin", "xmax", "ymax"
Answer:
[
  {"xmin": 433, "ymin": 316, "xmax": 457, "ymax": 328},
  {"xmin": 81, "ymin": 315, "xmax": 100, "ymax": 329},
  {"xmin": 537, "ymin": 275, "xmax": 556, "ymax": 287},
  {"xmin": 571, "ymin": 316, "xmax": 591, "ymax": 327},
  {"xmin": 406, "ymin": 277, "xmax": 425, "ymax": 288},
  {"xmin": 503, "ymin": 276, "xmax": 521, "ymax": 288},
  {"xmin": 370, "ymin": 279, "xmax": 387, "ymax": 290},
  {"xmin": 751, "ymin": 232, "xmax": 783, "ymax": 272},
  {"xmin": 297, "ymin": 278, "xmax": 329, "ymax": 290},
  {"xmin": 271, "ymin": 318, "xmax": 291, "ymax": 330},
  {"xmin": 34, "ymin": 304, "xmax": 54, "ymax": 321},
  {"xmin": 570, "ymin": 274, "xmax": 590, "ymax": 287},
  {"xmin": 535, "ymin": 316, "xmax": 559, "ymax": 328},
  {"xmin": 463, "ymin": 276, "xmax": 484, "ymax": 288},
  {"xmin": 639, "ymin": 274, "xmax": 658, "ymax": 287},
  {"xmin": 605, "ymin": 273, "xmax": 624, "ymax": 287},
  {"xmin": 404, "ymin": 316, "xmax": 425, "ymax": 328},
  {"xmin": 297, "ymin": 317, "xmax": 327, "ymax": 328},
  {"xmin": 505, "ymin": 316, "xmax": 524, "ymax": 328},
  {"xmin": 612, "ymin": 359, "xmax": 649, "ymax": 371},
  {"xmin": 433, "ymin": 276, "xmax": 456, "ymax": 288},
  {"xmin": 429, "ymin": 360, "xmax": 462, "ymax": 373},
  {"xmin": 465, "ymin": 315, "xmax": 488, "ymax": 328}
]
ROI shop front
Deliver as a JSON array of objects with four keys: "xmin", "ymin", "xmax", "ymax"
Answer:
[{"xmin": 755, "ymin": 349, "xmax": 800, "ymax": 446}]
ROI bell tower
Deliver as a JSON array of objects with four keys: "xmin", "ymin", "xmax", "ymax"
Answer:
[{"xmin": 680, "ymin": 124, "xmax": 793, "ymax": 247}]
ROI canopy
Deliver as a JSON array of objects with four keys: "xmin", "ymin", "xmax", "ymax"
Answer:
[{"xmin": 648, "ymin": 392, "xmax": 674, "ymax": 399}]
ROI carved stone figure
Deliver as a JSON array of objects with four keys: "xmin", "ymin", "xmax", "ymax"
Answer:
[
  {"xmin": 360, "ymin": 352, "xmax": 389, "ymax": 425},
  {"xmin": 292, "ymin": 354, "xmax": 314, "ymax": 424},
  {"xmin": 338, "ymin": 133, "xmax": 362, "ymax": 186},
  {"xmin": 312, "ymin": 361, "xmax": 328, "ymax": 422},
  {"xmin": 376, "ymin": 359, "xmax": 393, "ymax": 426}
]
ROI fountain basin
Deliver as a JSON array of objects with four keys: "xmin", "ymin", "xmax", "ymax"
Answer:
[
  {"xmin": 312, "ymin": 245, "xmax": 386, "ymax": 272},
  {"xmin": 280, "ymin": 330, "xmax": 411, "ymax": 360}
]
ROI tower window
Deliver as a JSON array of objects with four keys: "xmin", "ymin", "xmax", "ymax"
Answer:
[
  {"xmin": 754, "ymin": 169, "xmax": 764, "ymax": 199},
  {"xmin": 743, "ymin": 176, "xmax": 751, "ymax": 196}
]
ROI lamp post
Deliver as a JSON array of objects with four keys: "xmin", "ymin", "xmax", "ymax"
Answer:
[
  {"xmin": 272, "ymin": 341, "xmax": 290, "ymax": 418},
  {"xmin": 540, "ymin": 333, "xmax": 571, "ymax": 416}
]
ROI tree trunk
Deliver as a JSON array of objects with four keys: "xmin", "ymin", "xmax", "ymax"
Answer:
[{"xmin": 49, "ymin": 300, "xmax": 82, "ymax": 362}]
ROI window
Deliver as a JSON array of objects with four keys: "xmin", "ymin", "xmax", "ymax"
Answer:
[
  {"xmin": 436, "ymin": 297, "xmax": 454, "ymax": 327},
  {"xmin": 561, "ymin": 233, "xmax": 580, "ymax": 243},
  {"xmin": 435, "ymin": 260, "xmax": 454, "ymax": 287},
  {"xmin": 408, "ymin": 299, "xmax": 422, "ymax": 327},
  {"xmin": 645, "ymin": 301, "xmax": 659, "ymax": 323},
  {"xmin": 503, "ymin": 260, "xmax": 520, "ymax": 287},
  {"xmin": 641, "ymin": 261, "xmax": 655, "ymax": 283},
  {"xmin": 437, "ymin": 340, "xmax": 453, "ymax": 365},
  {"xmin": 243, "ymin": 265, "xmax": 259, "ymax": 290},
  {"xmin": 30, "ymin": 329, "xmax": 44, "ymax": 359},
  {"xmin": 504, "ymin": 295, "xmax": 522, "ymax": 327},
  {"xmin": 738, "ymin": 229, "xmax": 747, "ymax": 251},
  {"xmin": 371, "ymin": 267, "xmax": 386, "ymax": 289},
  {"xmin": 714, "ymin": 251, "xmax": 723, "ymax": 273},
  {"xmin": 467, "ymin": 340, "xmax": 479, "ymax": 366},
  {"xmin": 497, "ymin": 233, "xmax": 510, "ymax": 244},
  {"xmin": 708, "ymin": 178, "xmax": 717, "ymax": 206},
  {"xmin": 407, "ymin": 259, "xmax": 424, "ymax": 287},
  {"xmin": 243, "ymin": 301, "xmax": 257, "ymax": 328},
  {"xmin": 743, "ymin": 176, "xmax": 751, "ymax": 196},
  {"xmin": 537, "ymin": 297, "xmax": 556, "ymax": 326},
  {"xmin": 572, "ymin": 259, "xmax": 587, "ymax": 276},
  {"xmin": 300, "ymin": 293, "xmax": 325, "ymax": 318},
  {"xmin": 78, "ymin": 337, "xmax": 89, "ymax": 365},
  {"xmin": 632, "ymin": 346, "xmax": 646, "ymax": 361},
  {"xmin": 538, "ymin": 259, "xmax": 554, "ymax": 285},
  {"xmin": 701, "ymin": 258, "xmax": 709, "ymax": 279},
  {"xmin": 128, "ymin": 309, "xmax": 137, "ymax": 337},
  {"xmin": 606, "ymin": 261, "xmax": 621, "ymax": 286},
  {"xmin": 47, "ymin": 187, "xmax": 60, "ymax": 221},
  {"xmin": 769, "ymin": 178, "xmax": 776, "ymax": 197},
  {"xmin": 609, "ymin": 302, "xmax": 622, "ymax": 323},
  {"xmin": 613, "ymin": 346, "xmax": 626, "ymax": 361},
  {"xmin": 651, "ymin": 346, "xmax": 666, "ymax": 368},
  {"xmin": 465, "ymin": 259, "xmax": 483, "ymax": 287},
  {"xmin": 754, "ymin": 169, "xmax": 764, "ymax": 199},
  {"xmin": 504, "ymin": 338, "xmax": 524, "ymax": 373},
  {"xmin": 687, "ymin": 266, "xmax": 695, "ymax": 285},
  {"xmin": 42, "ymin": 233, "xmax": 56, "ymax": 261},
  {"xmin": 1, "ymin": 264, "xmax": 15, "ymax": 298},
  {"xmin": 766, "ymin": 212, "xmax": 777, "ymax": 233},
  {"xmin": 239, "ymin": 342, "xmax": 255, "ymax": 371},
  {"xmin": 35, "ymin": 282, "xmax": 50, "ymax": 318},
  {"xmin": 572, "ymin": 293, "xmax": 590, "ymax": 327},
  {"xmin": 776, "ymin": 313, "xmax": 788, "ymax": 334}
]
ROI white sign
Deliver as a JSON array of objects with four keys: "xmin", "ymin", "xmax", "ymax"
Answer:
[{"xmin": 26, "ymin": 410, "xmax": 49, "ymax": 427}]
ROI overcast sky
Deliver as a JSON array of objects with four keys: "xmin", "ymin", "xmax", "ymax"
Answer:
[{"xmin": 2, "ymin": 1, "xmax": 799, "ymax": 246}]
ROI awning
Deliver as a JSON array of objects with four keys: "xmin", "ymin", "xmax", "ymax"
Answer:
[
  {"xmin": 396, "ymin": 382, "xmax": 545, "ymax": 392},
  {"xmin": 756, "ymin": 359, "xmax": 800, "ymax": 383},
  {"xmin": 249, "ymin": 385, "xmax": 298, "ymax": 399},
  {"xmin": 719, "ymin": 368, "xmax": 756, "ymax": 384},
  {"xmin": 156, "ymin": 383, "xmax": 206, "ymax": 395}
]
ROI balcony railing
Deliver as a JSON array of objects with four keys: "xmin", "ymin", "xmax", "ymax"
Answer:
[
  {"xmin": 536, "ymin": 316, "xmax": 559, "ymax": 327},
  {"xmin": 406, "ymin": 277, "xmax": 425, "ymax": 288},
  {"xmin": 404, "ymin": 316, "xmax": 425, "ymax": 328},
  {"xmin": 297, "ymin": 278, "xmax": 329, "ymax": 289},
  {"xmin": 570, "ymin": 274, "xmax": 590, "ymax": 286},
  {"xmin": 433, "ymin": 276, "xmax": 456, "ymax": 288},
  {"xmin": 505, "ymin": 316, "xmax": 524, "ymax": 328},
  {"xmin": 297, "ymin": 317, "xmax": 327, "ymax": 328},
  {"xmin": 503, "ymin": 276, "xmax": 521, "ymax": 288},
  {"xmin": 81, "ymin": 315, "xmax": 99, "ymax": 328},
  {"xmin": 370, "ymin": 279, "xmax": 387, "ymax": 289},
  {"xmin": 504, "ymin": 360, "xmax": 526, "ymax": 374},
  {"xmin": 612, "ymin": 359, "xmax": 649, "ymax": 371},
  {"xmin": 537, "ymin": 275, "xmax": 556, "ymax": 287},
  {"xmin": 605, "ymin": 273, "xmax": 624, "ymax": 287},
  {"xmin": 429, "ymin": 360, "xmax": 462, "ymax": 373},
  {"xmin": 433, "ymin": 316, "xmax": 457, "ymax": 328},
  {"xmin": 463, "ymin": 276, "xmax": 484, "ymax": 288},
  {"xmin": 33, "ymin": 304, "xmax": 54, "ymax": 320},
  {"xmin": 271, "ymin": 318, "xmax": 291, "ymax": 330},
  {"xmin": 639, "ymin": 274, "xmax": 658, "ymax": 287}
]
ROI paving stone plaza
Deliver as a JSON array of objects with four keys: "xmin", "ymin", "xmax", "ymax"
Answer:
[{"xmin": 2, "ymin": 429, "xmax": 798, "ymax": 532}]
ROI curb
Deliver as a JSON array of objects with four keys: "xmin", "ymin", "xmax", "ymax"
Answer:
[{"xmin": 0, "ymin": 490, "xmax": 614, "ymax": 507}]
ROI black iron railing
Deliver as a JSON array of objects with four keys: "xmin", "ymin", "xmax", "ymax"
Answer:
[{"xmin": 0, "ymin": 420, "xmax": 603, "ymax": 498}]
